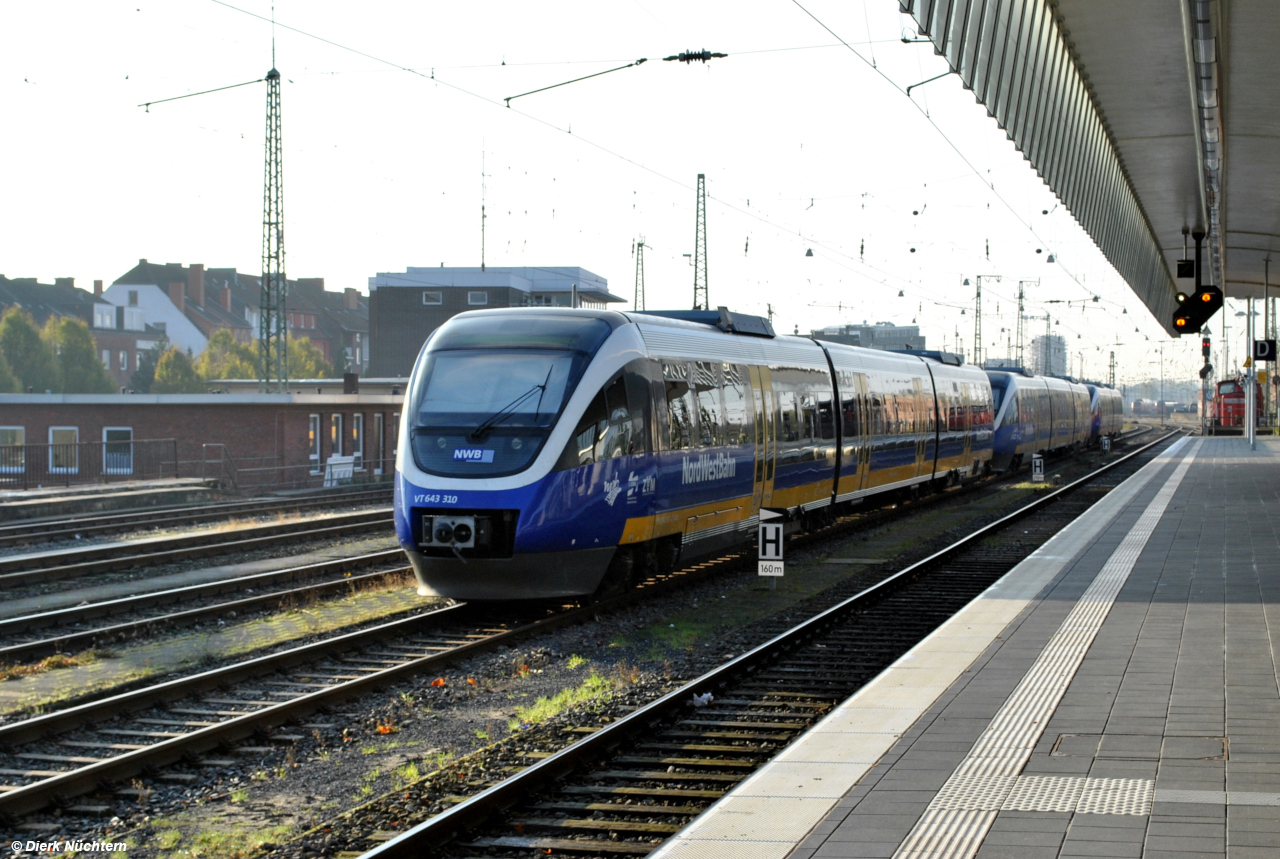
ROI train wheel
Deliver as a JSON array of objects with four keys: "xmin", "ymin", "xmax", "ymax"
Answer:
[{"xmin": 655, "ymin": 536, "xmax": 681, "ymax": 574}]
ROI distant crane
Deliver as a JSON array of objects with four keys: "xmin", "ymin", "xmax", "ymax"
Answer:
[{"xmin": 692, "ymin": 174, "xmax": 708, "ymax": 310}]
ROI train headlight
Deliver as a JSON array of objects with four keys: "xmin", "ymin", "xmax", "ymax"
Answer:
[
  {"xmin": 436, "ymin": 437, "xmax": 447, "ymax": 448},
  {"xmin": 453, "ymin": 523, "xmax": 473, "ymax": 543},
  {"xmin": 435, "ymin": 523, "xmax": 455, "ymax": 543},
  {"xmin": 511, "ymin": 437, "xmax": 523, "ymax": 450}
]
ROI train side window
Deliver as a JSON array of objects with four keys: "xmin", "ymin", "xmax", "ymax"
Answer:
[
  {"xmin": 722, "ymin": 363, "xmax": 751, "ymax": 445},
  {"xmin": 663, "ymin": 361, "xmax": 696, "ymax": 450},
  {"xmin": 777, "ymin": 389, "xmax": 800, "ymax": 442},
  {"xmin": 559, "ymin": 388, "xmax": 608, "ymax": 469},
  {"xmin": 595, "ymin": 375, "xmax": 633, "ymax": 461},
  {"xmin": 692, "ymin": 361, "xmax": 724, "ymax": 447}
]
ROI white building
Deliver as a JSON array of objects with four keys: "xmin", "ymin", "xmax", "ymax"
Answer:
[
  {"xmin": 1031, "ymin": 334, "xmax": 1067, "ymax": 376},
  {"xmin": 100, "ymin": 282, "xmax": 208, "ymax": 356}
]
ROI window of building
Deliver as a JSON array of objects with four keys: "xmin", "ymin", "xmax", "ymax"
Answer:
[
  {"xmin": 372, "ymin": 413, "xmax": 384, "ymax": 475},
  {"xmin": 352, "ymin": 414, "xmax": 365, "ymax": 470},
  {"xmin": 94, "ymin": 307, "xmax": 115, "ymax": 329},
  {"xmin": 49, "ymin": 427, "xmax": 78, "ymax": 474},
  {"xmin": 392, "ymin": 413, "xmax": 400, "ymax": 463},
  {"xmin": 103, "ymin": 427, "xmax": 133, "ymax": 474},
  {"xmin": 468, "ymin": 291, "xmax": 488, "ymax": 306},
  {"xmin": 309, "ymin": 414, "xmax": 321, "ymax": 474},
  {"xmin": 124, "ymin": 308, "xmax": 144, "ymax": 331},
  {"xmin": 0, "ymin": 427, "xmax": 25, "ymax": 473},
  {"xmin": 101, "ymin": 349, "xmax": 111, "ymax": 369},
  {"xmin": 331, "ymin": 414, "xmax": 343, "ymax": 457},
  {"xmin": 422, "ymin": 291, "xmax": 443, "ymax": 306},
  {"xmin": 128, "ymin": 290, "xmax": 139, "ymax": 306},
  {"xmin": 120, "ymin": 351, "xmax": 128, "ymax": 371}
]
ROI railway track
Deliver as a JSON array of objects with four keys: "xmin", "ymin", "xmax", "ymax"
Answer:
[
  {"xmin": 342, "ymin": 429, "xmax": 1184, "ymax": 859},
  {"xmin": 0, "ymin": 432, "xmax": 1159, "ymax": 821},
  {"xmin": 0, "ymin": 507, "xmax": 395, "ymax": 588},
  {"xmin": 0, "ymin": 486, "xmax": 392, "ymax": 549},
  {"xmin": 0, "ymin": 549, "xmax": 409, "ymax": 663}
]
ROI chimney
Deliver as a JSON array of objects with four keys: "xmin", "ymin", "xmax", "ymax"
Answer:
[
  {"xmin": 94, "ymin": 279, "xmax": 103, "ymax": 297},
  {"xmin": 187, "ymin": 263, "xmax": 205, "ymax": 308},
  {"xmin": 55, "ymin": 277, "xmax": 74, "ymax": 289},
  {"xmin": 168, "ymin": 281, "xmax": 185, "ymax": 313},
  {"xmin": 139, "ymin": 258, "xmax": 148, "ymax": 265},
  {"xmin": 219, "ymin": 285, "xmax": 232, "ymax": 312},
  {"xmin": 344, "ymin": 287, "xmax": 359, "ymax": 310}
]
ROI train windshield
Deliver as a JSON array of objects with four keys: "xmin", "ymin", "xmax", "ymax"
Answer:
[{"xmin": 409, "ymin": 315, "xmax": 613, "ymax": 477}]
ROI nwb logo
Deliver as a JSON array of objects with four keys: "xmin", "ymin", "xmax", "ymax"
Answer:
[{"xmin": 452, "ymin": 448, "xmax": 495, "ymax": 463}]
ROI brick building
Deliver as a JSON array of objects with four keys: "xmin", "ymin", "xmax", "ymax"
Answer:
[
  {"xmin": 0, "ymin": 275, "xmax": 165, "ymax": 389},
  {"xmin": 366, "ymin": 266, "xmax": 623, "ymax": 377},
  {"xmin": 0, "ymin": 393, "xmax": 403, "ymax": 491}
]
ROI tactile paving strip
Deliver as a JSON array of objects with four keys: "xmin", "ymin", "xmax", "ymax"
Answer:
[
  {"xmin": 1001, "ymin": 775, "xmax": 1085, "ymax": 813},
  {"xmin": 894, "ymin": 440, "xmax": 1201, "ymax": 859},
  {"xmin": 1075, "ymin": 777, "xmax": 1153, "ymax": 815}
]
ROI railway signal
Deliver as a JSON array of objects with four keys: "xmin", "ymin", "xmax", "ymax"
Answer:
[
  {"xmin": 1173, "ymin": 230, "xmax": 1222, "ymax": 333},
  {"xmin": 758, "ymin": 509, "xmax": 785, "ymax": 579}
]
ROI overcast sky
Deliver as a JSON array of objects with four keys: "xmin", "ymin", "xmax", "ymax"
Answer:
[{"xmin": 2, "ymin": 0, "xmax": 1237, "ymax": 387}]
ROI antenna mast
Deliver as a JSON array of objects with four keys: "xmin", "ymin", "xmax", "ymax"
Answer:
[
  {"xmin": 259, "ymin": 64, "xmax": 287, "ymax": 392},
  {"xmin": 480, "ymin": 149, "xmax": 487, "ymax": 272},
  {"xmin": 692, "ymin": 174, "xmax": 708, "ymax": 310},
  {"xmin": 634, "ymin": 237, "xmax": 646, "ymax": 311}
]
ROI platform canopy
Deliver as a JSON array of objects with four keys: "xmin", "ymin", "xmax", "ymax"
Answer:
[{"xmin": 901, "ymin": 0, "xmax": 1280, "ymax": 335}]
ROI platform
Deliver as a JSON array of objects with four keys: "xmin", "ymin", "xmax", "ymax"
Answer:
[{"xmin": 653, "ymin": 436, "xmax": 1280, "ymax": 859}]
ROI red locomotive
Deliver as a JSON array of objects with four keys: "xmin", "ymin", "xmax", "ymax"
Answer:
[{"xmin": 1210, "ymin": 378, "xmax": 1262, "ymax": 427}]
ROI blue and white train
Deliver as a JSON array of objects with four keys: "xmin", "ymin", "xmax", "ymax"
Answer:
[
  {"xmin": 393, "ymin": 308, "xmax": 1123, "ymax": 601},
  {"xmin": 394, "ymin": 307, "xmax": 994, "ymax": 600}
]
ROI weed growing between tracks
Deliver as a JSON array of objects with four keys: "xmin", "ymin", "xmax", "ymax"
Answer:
[
  {"xmin": 0, "ymin": 578, "xmax": 439, "ymax": 718},
  {"xmin": 0, "ymin": 649, "xmax": 113, "ymax": 682}
]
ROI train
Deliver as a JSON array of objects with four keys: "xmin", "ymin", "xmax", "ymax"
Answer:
[
  {"xmin": 1210, "ymin": 377, "xmax": 1262, "ymax": 427},
  {"xmin": 393, "ymin": 307, "xmax": 1122, "ymax": 601}
]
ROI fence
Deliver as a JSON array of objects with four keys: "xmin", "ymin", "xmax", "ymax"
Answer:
[
  {"xmin": 0, "ymin": 439, "xmax": 179, "ymax": 490},
  {"xmin": 197, "ymin": 444, "xmax": 393, "ymax": 494}
]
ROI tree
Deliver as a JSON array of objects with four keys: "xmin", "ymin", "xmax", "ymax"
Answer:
[
  {"xmin": 0, "ymin": 351, "xmax": 20, "ymax": 394},
  {"xmin": 288, "ymin": 336, "xmax": 336, "ymax": 379},
  {"xmin": 42, "ymin": 316, "xmax": 114, "ymax": 393},
  {"xmin": 152, "ymin": 346, "xmax": 205, "ymax": 393},
  {"xmin": 196, "ymin": 329, "xmax": 258, "ymax": 381},
  {"xmin": 130, "ymin": 339, "xmax": 167, "ymax": 393},
  {"xmin": 0, "ymin": 307, "xmax": 59, "ymax": 393}
]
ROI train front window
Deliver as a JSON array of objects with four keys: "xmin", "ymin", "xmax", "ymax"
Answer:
[{"xmin": 409, "ymin": 316, "xmax": 612, "ymax": 477}]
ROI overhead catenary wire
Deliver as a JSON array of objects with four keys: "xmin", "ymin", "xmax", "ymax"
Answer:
[
  {"xmin": 200, "ymin": 0, "xmax": 1147, "ymax": 356},
  {"xmin": 137, "ymin": 76, "xmax": 264, "ymax": 111}
]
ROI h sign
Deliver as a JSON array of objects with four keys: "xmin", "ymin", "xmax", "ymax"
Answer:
[
  {"xmin": 1254, "ymin": 340, "xmax": 1277, "ymax": 362},
  {"xmin": 758, "ymin": 508, "xmax": 785, "ymax": 577}
]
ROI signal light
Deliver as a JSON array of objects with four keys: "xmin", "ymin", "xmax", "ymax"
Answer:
[
  {"xmin": 1172, "ymin": 286, "xmax": 1223, "ymax": 333},
  {"xmin": 1176, "ymin": 292, "xmax": 1188, "ymax": 303}
]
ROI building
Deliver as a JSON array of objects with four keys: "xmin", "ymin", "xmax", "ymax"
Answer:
[
  {"xmin": 1031, "ymin": 333, "xmax": 1068, "ymax": 376},
  {"xmin": 366, "ymin": 266, "xmax": 625, "ymax": 377},
  {"xmin": 0, "ymin": 391, "xmax": 401, "ymax": 492},
  {"xmin": 0, "ymin": 275, "xmax": 165, "ymax": 389},
  {"xmin": 810, "ymin": 321, "xmax": 926, "ymax": 352},
  {"xmin": 109, "ymin": 260, "xmax": 369, "ymax": 372}
]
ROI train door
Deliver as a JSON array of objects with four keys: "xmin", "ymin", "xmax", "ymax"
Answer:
[
  {"xmin": 748, "ymin": 365, "xmax": 777, "ymax": 510},
  {"xmin": 912, "ymin": 378, "xmax": 928, "ymax": 479},
  {"xmin": 853, "ymin": 373, "xmax": 871, "ymax": 492}
]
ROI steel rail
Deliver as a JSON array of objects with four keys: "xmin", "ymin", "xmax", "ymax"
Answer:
[
  {"xmin": 0, "ymin": 563, "xmax": 411, "ymax": 664},
  {"xmin": 0, "ymin": 510, "xmax": 394, "ymax": 587},
  {"xmin": 0, "ymin": 487, "xmax": 391, "ymax": 548},
  {"xmin": 359, "ymin": 429, "xmax": 1182, "ymax": 858}
]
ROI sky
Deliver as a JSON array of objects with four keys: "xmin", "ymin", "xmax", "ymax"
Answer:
[{"xmin": 0, "ymin": 0, "xmax": 1240, "ymax": 390}]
